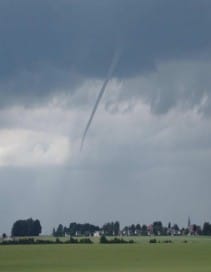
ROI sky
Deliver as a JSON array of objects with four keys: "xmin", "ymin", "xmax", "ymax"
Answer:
[{"xmin": 1, "ymin": 0, "xmax": 211, "ymax": 234}]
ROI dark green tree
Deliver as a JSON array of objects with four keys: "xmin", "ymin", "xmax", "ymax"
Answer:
[
  {"xmin": 202, "ymin": 222, "xmax": 211, "ymax": 235},
  {"xmin": 136, "ymin": 224, "xmax": 141, "ymax": 235},
  {"xmin": 11, "ymin": 218, "xmax": 41, "ymax": 237},
  {"xmin": 114, "ymin": 221, "xmax": 120, "ymax": 236},
  {"xmin": 153, "ymin": 221, "xmax": 163, "ymax": 235},
  {"xmin": 100, "ymin": 235, "xmax": 108, "ymax": 243},
  {"xmin": 32, "ymin": 219, "xmax": 42, "ymax": 236},
  {"xmin": 102, "ymin": 222, "xmax": 114, "ymax": 236},
  {"xmin": 55, "ymin": 224, "xmax": 65, "ymax": 237},
  {"xmin": 129, "ymin": 224, "xmax": 136, "ymax": 235},
  {"xmin": 142, "ymin": 225, "xmax": 148, "ymax": 236},
  {"xmin": 52, "ymin": 228, "xmax": 56, "ymax": 237}
]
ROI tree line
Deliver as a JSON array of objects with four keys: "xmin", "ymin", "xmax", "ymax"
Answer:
[
  {"xmin": 52, "ymin": 222, "xmax": 100, "ymax": 237},
  {"xmin": 2, "ymin": 218, "xmax": 211, "ymax": 238},
  {"xmin": 52, "ymin": 220, "xmax": 211, "ymax": 237},
  {"xmin": 52, "ymin": 221, "xmax": 120, "ymax": 237}
]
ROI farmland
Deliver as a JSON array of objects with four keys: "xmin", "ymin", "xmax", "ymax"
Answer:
[{"xmin": 0, "ymin": 236, "xmax": 211, "ymax": 271}]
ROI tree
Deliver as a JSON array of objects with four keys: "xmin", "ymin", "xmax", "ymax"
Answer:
[
  {"xmin": 52, "ymin": 228, "xmax": 56, "ymax": 237},
  {"xmin": 193, "ymin": 225, "xmax": 202, "ymax": 235},
  {"xmin": 102, "ymin": 222, "xmax": 114, "ymax": 236},
  {"xmin": 100, "ymin": 235, "xmax": 108, "ymax": 243},
  {"xmin": 122, "ymin": 226, "xmax": 129, "ymax": 236},
  {"xmin": 33, "ymin": 220, "xmax": 42, "ymax": 236},
  {"xmin": 69, "ymin": 223, "xmax": 77, "ymax": 236},
  {"xmin": 55, "ymin": 224, "xmax": 65, "ymax": 237},
  {"xmin": 129, "ymin": 224, "xmax": 136, "ymax": 235},
  {"xmin": 67, "ymin": 222, "xmax": 100, "ymax": 236},
  {"xmin": 142, "ymin": 225, "xmax": 148, "ymax": 236},
  {"xmin": 153, "ymin": 221, "xmax": 163, "ymax": 235},
  {"xmin": 135, "ymin": 224, "xmax": 141, "ymax": 235},
  {"xmin": 12, "ymin": 220, "xmax": 27, "ymax": 236},
  {"xmin": 114, "ymin": 221, "xmax": 120, "ymax": 236},
  {"xmin": 202, "ymin": 222, "xmax": 211, "ymax": 235},
  {"xmin": 11, "ymin": 218, "xmax": 42, "ymax": 237}
]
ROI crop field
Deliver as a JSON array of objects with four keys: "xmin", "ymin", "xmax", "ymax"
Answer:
[{"xmin": 0, "ymin": 236, "xmax": 211, "ymax": 272}]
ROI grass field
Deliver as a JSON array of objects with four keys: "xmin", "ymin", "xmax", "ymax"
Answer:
[{"xmin": 0, "ymin": 236, "xmax": 211, "ymax": 271}]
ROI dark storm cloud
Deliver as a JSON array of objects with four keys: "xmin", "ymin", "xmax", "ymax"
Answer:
[
  {"xmin": 1, "ymin": 0, "xmax": 211, "ymax": 76},
  {"xmin": 0, "ymin": 0, "xmax": 211, "ymax": 109}
]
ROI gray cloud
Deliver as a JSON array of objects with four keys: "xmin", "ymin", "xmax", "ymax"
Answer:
[
  {"xmin": 114, "ymin": 60, "xmax": 211, "ymax": 114},
  {"xmin": 1, "ymin": 0, "xmax": 211, "ymax": 77},
  {"xmin": 0, "ymin": 0, "xmax": 211, "ymax": 110}
]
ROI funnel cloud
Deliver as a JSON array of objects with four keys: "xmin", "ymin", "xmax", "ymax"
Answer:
[{"xmin": 80, "ymin": 50, "xmax": 121, "ymax": 150}]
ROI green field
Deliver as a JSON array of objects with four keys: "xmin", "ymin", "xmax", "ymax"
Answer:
[{"xmin": 0, "ymin": 236, "xmax": 211, "ymax": 272}]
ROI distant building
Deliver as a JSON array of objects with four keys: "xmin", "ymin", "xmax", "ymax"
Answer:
[
  {"xmin": 93, "ymin": 231, "xmax": 101, "ymax": 237},
  {"xmin": 187, "ymin": 217, "xmax": 200, "ymax": 235},
  {"xmin": 147, "ymin": 225, "xmax": 153, "ymax": 236}
]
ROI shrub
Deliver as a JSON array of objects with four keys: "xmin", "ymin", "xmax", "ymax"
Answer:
[
  {"xmin": 163, "ymin": 240, "xmax": 172, "ymax": 243},
  {"xmin": 100, "ymin": 235, "xmax": 108, "ymax": 244},
  {"xmin": 69, "ymin": 237, "xmax": 78, "ymax": 243},
  {"xmin": 149, "ymin": 238, "xmax": 157, "ymax": 243},
  {"xmin": 36, "ymin": 239, "xmax": 54, "ymax": 244},
  {"xmin": 100, "ymin": 236, "xmax": 134, "ymax": 244},
  {"xmin": 79, "ymin": 238, "xmax": 93, "ymax": 244},
  {"xmin": 56, "ymin": 238, "xmax": 62, "ymax": 243}
]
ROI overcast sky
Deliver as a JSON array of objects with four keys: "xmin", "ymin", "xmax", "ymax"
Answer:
[{"xmin": 1, "ymin": 0, "xmax": 211, "ymax": 234}]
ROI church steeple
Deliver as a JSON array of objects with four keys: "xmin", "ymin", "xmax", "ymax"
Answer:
[{"xmin": 188, "ymin": 216, "xmax": 191, "ymax": 228}]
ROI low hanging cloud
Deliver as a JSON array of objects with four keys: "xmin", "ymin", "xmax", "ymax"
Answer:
[
  {"xmin": 0, "ymin": 129, "xmax": 70, "ymax": 166},
  {"xmin": 114, "ymin": 59, "xmax": 211, "ymax": 114}
]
